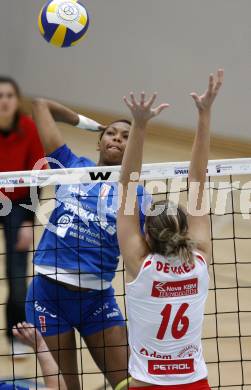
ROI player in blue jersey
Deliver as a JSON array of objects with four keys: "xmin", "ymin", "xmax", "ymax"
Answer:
[{"xmin": 25, "ymin": 98, "xmax": 153, "ymax": 390}]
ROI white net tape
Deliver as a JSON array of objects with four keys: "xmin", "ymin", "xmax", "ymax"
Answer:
[{"xmin": 0, "ymin": 158, "xmax": 251, "ymax": 188}]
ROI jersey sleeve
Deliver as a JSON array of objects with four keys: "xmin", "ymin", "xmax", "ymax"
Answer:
[
  {"xmin": 47, "ymin": 143, "xmax": 95, "ymax": 170},
  {"xmin": 48, "ymin": 144, "xmax": 79, "ymax": 169}
]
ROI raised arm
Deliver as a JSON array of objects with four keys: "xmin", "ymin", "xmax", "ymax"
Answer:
[
  {"xmin": 32, "ymin": 98, "xmax": 103, "ymax": 155},
  {"xmin": 117, "ymin": 93, "xmax": 169, "ymax": 278},
  {"xmin": 188, "ymin": 69, "xmax": 224, "ymax": 262}
]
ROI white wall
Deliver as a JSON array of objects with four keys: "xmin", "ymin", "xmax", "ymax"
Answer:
[{"xmin": 1, "ymin": 0, "xmax": 251, "ymax": 139}]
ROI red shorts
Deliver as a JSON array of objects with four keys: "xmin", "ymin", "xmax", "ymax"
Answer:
[{"xmin": 129, "ymin": 379, "xmax": 211, "ymax": 390}]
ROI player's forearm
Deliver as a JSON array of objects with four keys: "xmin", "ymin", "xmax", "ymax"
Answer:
[
  {"xmin": 189, "ymin": 110, "xmax": 211, "ymax": 185},
  {"xmin": 120, "ymin": 120, "xmax": 146, "ymax": 185},
  {"xmin": 32, "ymin": 99, "xmax": 64, "ymax": 155},
  {"xmin": 39, "ymin": 99, "xmax": 79, "ymax": 125},
  {"xmin": 32, "ymin": 98, "xmax": 103, "ymax": 155},
  {"xmin": 37, "ymin": 351, "xmax": 67, "ymax": 389},
  {"xmin": 33, "ymin": 98, "xmax": 103, "ymax": 130}
]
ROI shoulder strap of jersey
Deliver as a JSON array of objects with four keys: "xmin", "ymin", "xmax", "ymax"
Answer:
[
  {"xmin": 142, "ymin": 254, "xmax": 155, "ymax": 270},
  {"xmin": 193, "ymin": 250, "xmax": 207, "ymax": 265}
]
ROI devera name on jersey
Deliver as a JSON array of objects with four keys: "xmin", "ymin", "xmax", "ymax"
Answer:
[{"xmin": 155, "ymin": 260, "xmax": 195, "ymax": 275}]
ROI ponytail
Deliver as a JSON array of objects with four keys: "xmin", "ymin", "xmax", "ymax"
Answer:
[{"xmin": 146, "ymin": 201, "xmax": 195, "ymax": 264}]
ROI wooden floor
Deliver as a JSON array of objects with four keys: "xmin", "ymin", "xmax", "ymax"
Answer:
[{"xmin": 0, "ymin": 124, "xmax": 250, "ymax": 389}]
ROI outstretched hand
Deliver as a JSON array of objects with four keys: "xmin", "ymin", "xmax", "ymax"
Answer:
[
  {"xmin": 190, "ymin": 69, "xmax": 224, "ymax": 112},
  {"xmin": 123, "ymin": 92, "xmax": 169, "ymax": 128}
]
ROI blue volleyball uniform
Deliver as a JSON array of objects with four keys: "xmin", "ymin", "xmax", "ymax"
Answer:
[
  {"xmin": 0, "ymin": 383, "xmax": 29, "ymax": 390},
  {"xmin": 26, "ymin": 275, "xmax": 126, "ymax": 336},
  {"xmin": 26, "ymin": 144, "xmax": 150, "ymax": 336}
]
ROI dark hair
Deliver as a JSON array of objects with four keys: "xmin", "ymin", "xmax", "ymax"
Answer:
[
  {"xmin": 99, "ymin": 119, "xmax": 132, "ymax": 140},
  {"xmin": 145, "ymin": 200, "xmax": 195, "ymax": 264},
  {"xmin": 0, "ymin": 76, "xmax": 22, "ymax": 129}
]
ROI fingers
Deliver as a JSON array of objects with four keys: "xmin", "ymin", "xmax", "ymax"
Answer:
[
  {"xmin": 140, "ymin": 92, "xmax": 146, "ymax": 106},
  {"xmin": 145, "ymin": 93, "xmax": 157, "ymax": 108},
  {"xmin": 130, "ymin": 92, "xmax": 138, "ymax": 106},
  {"xmin": 123, "ymin": 92, "xmax": 139, "ymax": 109},
  {"xmin": 13, "ymin": 322, "xmax": 35, "ymax": 338},
  {"xmin": 123, "ymin": 96, "xmax": 133, "ymax": 110},
  {"xmin": 12, "ymin": 322, "xmax": 25, "ymax": 342},
  {"xmin": 208, "ymin": 74, "xmax": 214, "ymax": 95},
  {"xmin": 12, "ymin": 326, "xmax": 19, "ymax": 339},
  {"xmin": 124, "ymin": 92, "xmax": 157, "ymax": 109},
  {"xmin": 12, "ymin": 322, "xmax": 41, "ymax": 352},
  {"xmin": 214, "ymin": 68, "xmax": 224, "ymax": 94},
  {"xmin": 154, "ymin": 103, "xmax": 170, "ymax": 116},
  {"xmin": 124, "ymin": 92, "xmax": 163, "ymax": 109},
  {"xmin": 190, "ymin": 92, "xmax": 200, "ymax": 104},
  {"xmin": 136, "ymin": 92, "xmax": 158, "ymax": 109},
  {"xmin": 123, "ymin": 91, "xmax": 169, "ymax": 120},
  {"xmin": 218, "ymin": 68, "xmax": 224, "ymax": 82},
  {"xmin": 190, "ymin": 68, "xmax": 224, "ymax": 108},
  {"xmin": 211, "ymin": 68, "xmax": 224, "ymax": 95}
]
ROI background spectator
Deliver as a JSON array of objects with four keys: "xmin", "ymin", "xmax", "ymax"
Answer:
[{"xmin": 0, "ymin": 77, "xmax": 44, "ymax": 355}]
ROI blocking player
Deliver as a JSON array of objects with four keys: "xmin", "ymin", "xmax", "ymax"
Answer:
[
  {"xmin": 26, "ymin": 99, "xmax": 149, "ymax": 390},
  {"xmin": 117, "ymin": 70, "xmax": 223, "ymax": 389}
]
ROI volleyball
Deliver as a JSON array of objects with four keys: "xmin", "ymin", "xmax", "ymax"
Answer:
[{"xmin": 38, "ymin": 0, "xmax": 89, "ymax": 47}]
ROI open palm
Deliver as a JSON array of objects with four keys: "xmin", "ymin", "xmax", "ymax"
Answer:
[
  {"xmin": 190, "ymin": 69, "xmax": 224, "ymax": 112},
  {"xmin": 123, "ymin": 92, "xmax": 169, "ymax": 128}
]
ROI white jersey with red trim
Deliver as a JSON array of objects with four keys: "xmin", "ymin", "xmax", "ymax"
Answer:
[{"xmin": 126, "ymin": 251, "xmax": 209, "ymax": 385}]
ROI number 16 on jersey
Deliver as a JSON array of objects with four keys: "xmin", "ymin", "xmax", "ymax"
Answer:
[{"xmin": 157, "ymin": 303, "xmax": 190, "ymax": 340}]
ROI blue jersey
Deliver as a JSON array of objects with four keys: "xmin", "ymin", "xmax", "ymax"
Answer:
[{"xmin": 34, "ymin": 144, "xmax": 149, "ymax": 282}]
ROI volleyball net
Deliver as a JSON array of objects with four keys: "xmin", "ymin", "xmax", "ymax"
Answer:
[{"xmin": 0, "ymin": 158, "xmax": 251, "ymax": 389}]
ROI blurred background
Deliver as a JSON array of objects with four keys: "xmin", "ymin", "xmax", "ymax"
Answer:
[{"xmin": 1, "ymin": 0, "xmax": 251, "ymax": 149}]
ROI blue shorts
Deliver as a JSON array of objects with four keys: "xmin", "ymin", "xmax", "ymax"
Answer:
[{"xmin": 26, "ymin": 274, "xmax": 125, "ymax": 337}]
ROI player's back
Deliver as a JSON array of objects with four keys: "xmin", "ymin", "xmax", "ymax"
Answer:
[{"xmin": 126, "ymin": 251, "xmax": 209, "ymax": 386}]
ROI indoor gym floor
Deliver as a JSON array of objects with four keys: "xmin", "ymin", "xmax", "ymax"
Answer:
[{"xmin": 0, "ymin": 123, "xmax": 250, "ymax": 389}]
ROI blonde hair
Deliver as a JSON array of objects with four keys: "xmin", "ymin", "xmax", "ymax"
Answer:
[{"xmin": 145, "ymin": 200, "xmax": 195, "ymax": 264}]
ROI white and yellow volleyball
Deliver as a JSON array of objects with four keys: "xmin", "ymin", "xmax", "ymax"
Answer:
[{"xmin": 38, "ymin": 0, "xmax": 89, "ymax": 47}]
